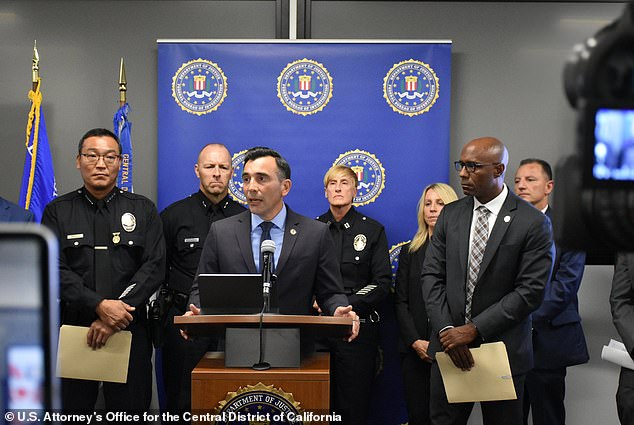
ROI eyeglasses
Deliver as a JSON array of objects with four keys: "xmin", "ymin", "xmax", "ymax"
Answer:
[
  {"xmin": 80, "ymin": 153, "xmax": 120, "ymax": 166},
  {"xmin": 454, "ymin": 161, "xmax": 500, "ymax": 173}
]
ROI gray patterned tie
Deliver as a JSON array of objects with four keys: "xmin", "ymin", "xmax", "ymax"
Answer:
[{"xmin": 465, "ymin": 206, "xmax": 491, "ymax": 322}]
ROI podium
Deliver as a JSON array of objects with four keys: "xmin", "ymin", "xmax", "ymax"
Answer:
[{"xmin": 174, "ymin": 314, "xmax": 352, "ymax": 424}]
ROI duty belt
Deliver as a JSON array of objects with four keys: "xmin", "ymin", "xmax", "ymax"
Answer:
[{"xmin": 359, "ymin": 310, "xmax": 380, "ymax": 324}]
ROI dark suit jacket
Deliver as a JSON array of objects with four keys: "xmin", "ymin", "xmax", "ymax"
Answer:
[
  {"xmin": 189, "ymin": 206, "xmax": 348, "ymax": 315},
  {"xmin": 422, "ymin": 190, "xmax": 554, "ymax": 375},
  {"xmin": 531, "ymin": 207, "xmax": 589, "ymax": 369},
  {"xmin": 0, "ymin": 197, "xmax": 34, "ymax": 222},
  {"xmin": 395, "ymin": 241, "xmax": 431, "ymax": 353},
  {"xmin": 611, "ymin": 253, "xmax": 634, "ymax": 359}
]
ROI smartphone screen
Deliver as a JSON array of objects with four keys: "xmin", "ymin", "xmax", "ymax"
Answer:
[{"xmin": 0, "ymin": 225, "xmax": 59, "ymax": 419}]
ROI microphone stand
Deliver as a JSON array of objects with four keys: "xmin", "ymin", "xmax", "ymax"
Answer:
[{"xmin": 253, "ymin": 253, "xmax": 274, "ymax": 370}]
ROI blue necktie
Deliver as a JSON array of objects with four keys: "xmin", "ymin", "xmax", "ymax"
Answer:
[{"xmin": 259, "ymin": 221, "xmax": 274, "ymax": 273}]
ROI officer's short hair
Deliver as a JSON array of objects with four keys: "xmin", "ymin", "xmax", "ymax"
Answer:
[
  {"xmin": 323, "ymin": 165, "xmax": 358, "ymax": 188},
  {"xmin": 78, "ymin": 128, "xmax": 122, "ymax": 155},
  {"xmin": 519, "ymin": 158, "xmax": 553, "ymax": 180},
  {"xmin": 243, "ymin": 146, "xmax": 291, "ymax": 181}
]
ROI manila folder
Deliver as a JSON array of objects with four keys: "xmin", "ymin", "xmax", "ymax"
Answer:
[
  {"xmin": 57, "ymin": 325, "xmax": 132, "ymax": 383},
  {"xmin": 436, "ymin": 341, "xmax": 516, "ymax": 403}
]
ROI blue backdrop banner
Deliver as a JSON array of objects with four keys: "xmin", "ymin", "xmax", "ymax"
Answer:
[{"xmin": 157, "ymin": 40, "xmax": 451, "ymax": 424}]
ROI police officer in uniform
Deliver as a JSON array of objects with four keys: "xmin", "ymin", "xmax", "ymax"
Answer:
[
  {"xmin": 316, "ymin": 165, "xmax": 392, "ymax": 425},
  {"xmin": 42, "ymin": 128, "xmax": 165, "ymax": 414},
  {"xmin": 159, "ymin": 143, "xmax": 245, "ymax": 414}
]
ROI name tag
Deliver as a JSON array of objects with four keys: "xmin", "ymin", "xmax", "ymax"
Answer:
[
  {"xmin": 184, "ymin": 237, "xmax": 199, "ymax": 243},
  {"xmin": 66, "ymin": 233, "xmax": 84, "ymax": 240}
]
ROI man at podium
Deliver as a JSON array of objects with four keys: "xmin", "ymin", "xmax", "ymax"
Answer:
[{"xmin": 185, "ymin": 146, "xmax": 359, "ymax": 339}]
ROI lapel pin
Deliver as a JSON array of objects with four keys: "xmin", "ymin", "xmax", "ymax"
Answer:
[
  {"xmin": 290, "ymin": 228, "xmax": 297, "ymax": 235},
  {"xmin": 504, "ymin": 215, "xmax": 511, "ymax": 223}
]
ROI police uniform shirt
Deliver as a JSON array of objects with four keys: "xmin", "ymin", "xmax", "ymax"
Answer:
[
  {"xmin": 160, "ymin": 191, "xmax": 245, "ymax": 294},
  {"xmin": 316, "ymin": 207, "xmax": 392, "ymax": 316},
  {"xmin": 41, "ymin": 187, "xmax": 165, "ymax": 325}
]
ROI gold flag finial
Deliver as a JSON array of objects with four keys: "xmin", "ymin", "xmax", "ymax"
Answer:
[
  {"xmin": 118, "ymin": 57, "xmax": 127, "ymax": 105},
  {"xmin": 32, "ymin": 40, "xmax": 40, "ymax": 88}
]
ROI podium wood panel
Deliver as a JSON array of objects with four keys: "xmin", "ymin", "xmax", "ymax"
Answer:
[
  {"xmin": 191, "ymin": 353, "xmax": 330, "ymax": 424},
  {"xmin": 175, "ymin": 314, "xmax": 352, "ymax": 338}
]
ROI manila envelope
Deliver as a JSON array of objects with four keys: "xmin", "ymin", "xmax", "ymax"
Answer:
[
  {"xmin": 57, "ymin": 325, "xmax": 132, "ymax": 383},
  {"xmin": 436, "ymin": 341, "xmax": 517, "ymax": 403}
]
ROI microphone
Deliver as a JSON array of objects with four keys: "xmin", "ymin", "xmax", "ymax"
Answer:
[
  {"xmin": 260, "ymin": 239, "xmax": 276, "ymax": 312},
  {"xmin": 253, "ymin": 239, "xmax": 276, "ymax": 371}
]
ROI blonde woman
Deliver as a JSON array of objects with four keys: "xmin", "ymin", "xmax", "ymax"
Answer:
[{"xmin": 394, "ymin": 183, "xmax": 458, "ymax": 425}]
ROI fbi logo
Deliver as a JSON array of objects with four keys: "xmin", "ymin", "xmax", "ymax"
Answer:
[
  {"xmin": 228, "ymin": 150, "xmax": 247, "ymax": 205},
  {"xmin": 334, "ymin": 150, "xmax": 385, "ymax": 206},
  {"xmin": 172, "ymin": 59, "xmax": 227, "ymax": 116},
  {"xmin": 277, "ymin": 59, "xmax": 333, "ymax": 116},
  {"xmin": 213, "ymin": 382, "xmax": 303, "ymax": 425},
  {"xmin": 389, "ymin": 241, "xmax": 410, "ymax": 287},
  {"xmin": 383, "ymin": 59, "xmax": 439, "ymax": 117}
]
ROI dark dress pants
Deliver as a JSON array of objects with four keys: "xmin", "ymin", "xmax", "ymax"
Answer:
[
  {"xmin": 400, "ymin": 350, "xmax": 432, "ymax": 425},
  {"xmin": 330, "ymin": 322, "xmax": 379, "ymax": 425},
  {"xmin": 430, "ymin": 360, "xmax": 526, "ymax": 425},
  {"xmin": 617, "ymin": 367, "xmax": 634, "ymax": 425},
  {"xmin": 523, "ymin": 367, "xmax": 567, "ymax": 425},
  {"xmin": 160, "ymin": 304, "xmax": 215, "ymax": 415}
]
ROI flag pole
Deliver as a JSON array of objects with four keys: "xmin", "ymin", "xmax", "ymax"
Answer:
[
  {"xmin": 119, "ymin": 57, "xmax": 127, "ymax": 107},
  {"xmin": 32, "ymin": 40, "xmax": 39, "ymax": 91}
]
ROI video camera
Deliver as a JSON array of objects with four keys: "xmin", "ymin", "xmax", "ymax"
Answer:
[{"xmin": 554, "ymin": 2, "xmax": 634, "ymax": 263}]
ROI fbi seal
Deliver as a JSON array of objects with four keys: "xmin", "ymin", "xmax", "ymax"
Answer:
[
  {"xmin": 389, "ymin": 240, "xmax": 410, "ymax": 286},
  {"xmin": 172, "ymin": 59, "xmax": 227, "ymax": 116},
  {"xmin": 383, "ymin": 59, "xmax": 439, "ymax": 117},
  {"xmin": 228, "ymin": 149, "xmax": 248, "ymax": 205},
  {"xmin": 334, "ymin": 150, "xmax": 385, "ymax": 206},
  {"xmin": 277, "ymin": 59, "xmax": 333, "ymax": 116}
]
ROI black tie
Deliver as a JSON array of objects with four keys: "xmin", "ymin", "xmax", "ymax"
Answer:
[
  {"xmin": 259, "ymin": 221, "xmax": 274, "ymax": 273},
  {"xmin": 209, "ymin": 203, "xmax": 223, "ymax": 224},
  {"xmin": 331, "ymin": 222, "xmax": 344, "ymax": 263},
  {"xmin": 94, "ymin": 200, "xmax": 112, "ymax": 298}
]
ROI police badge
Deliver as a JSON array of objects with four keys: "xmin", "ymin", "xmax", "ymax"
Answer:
[
  {"xmin": 277, "ymin": 59, "xmax": 333, "ymax": 116},
  {"xmin": 172, "ymin": 58, "xmax": 228, "ymax": 116},
  {"xmin": 383, "ymin": 59, "xmax": 440, "ymax": 117},
  {"xmin": 121, "ymin": 213, "xmax": 136, "ymax": 232},
  {"xmin": 334, "ymin": 150, "xmax": 386, "ymax": 206},
  {"xmin": 353, "ymin": 234, "xmax": 367, "ymax": 252}
]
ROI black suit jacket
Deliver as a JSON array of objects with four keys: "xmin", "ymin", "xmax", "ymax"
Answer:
[
  {"xmin": 189, "ymin": 206, "xmax": 348, "ymax": 315},
  {"xmin": 395, "ymin": 241, "xmax": 431, "ymax": 353},
  {"xmin": 422, "ymin": 190, "xmax": 554, "ymax": 375},
  {"xmin": 611, "ymin": 252, "xmax": 634, "ymax": 359}
]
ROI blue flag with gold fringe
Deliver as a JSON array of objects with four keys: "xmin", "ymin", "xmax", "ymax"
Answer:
[
  {"xmin": 113, "ymin": 102, "xmax": 133, "ymax": 192},
  {"xmin": 19, "ymin": 78, "xmax": 56, "ymax": 222}
]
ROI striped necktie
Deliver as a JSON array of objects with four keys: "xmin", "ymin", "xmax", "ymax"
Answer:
[{"xmin": 465, "ymin": 206, "xmax": 490, "ymax": 322}]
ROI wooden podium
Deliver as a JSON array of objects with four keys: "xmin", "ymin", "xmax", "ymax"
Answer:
[{"xmin": 174, "ymin": 315, "xmax": 352, "ymax": 423}]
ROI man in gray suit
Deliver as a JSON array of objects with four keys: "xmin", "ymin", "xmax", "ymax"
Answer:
[
  {"xmin": 422, "ymin": 137, "xmax": 554, "ymax": 425},
  {"xmin": 186, "ymin": 147, "xmax": 359, "ymax": 339},
  {"xmin": 610, "ymin": 253, "xmax": 634, "ymax": 425}
]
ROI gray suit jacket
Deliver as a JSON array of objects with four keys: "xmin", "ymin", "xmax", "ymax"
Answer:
[
  {"xmin": 422, "ymin": 191, "xmax": 554, "ymax": 375},
  {"xmin": 611, "ymin": 253, "xmax": 634, "ymax": 359},
  {"xmin": 189, "ymin": 206, "xmax": 348, "ymax": 315}
]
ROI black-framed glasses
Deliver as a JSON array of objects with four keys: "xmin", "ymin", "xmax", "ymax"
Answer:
[
  {"xmin": 80, "ymin": 153, "xmax": 120, "ymax": 166},
  {"xmin": 454, "ymin": 161, "xmax": 500, "ymax": 173}
]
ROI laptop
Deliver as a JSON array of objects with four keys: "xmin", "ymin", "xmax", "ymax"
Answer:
[{"xmin": 197, "ymin": 273, "xmax": 278, "ymax": 315}]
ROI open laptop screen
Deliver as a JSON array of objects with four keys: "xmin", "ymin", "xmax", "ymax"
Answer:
[{"xmin": 198, "ymin": 274, "xmax": 278, "ymax": 315}]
